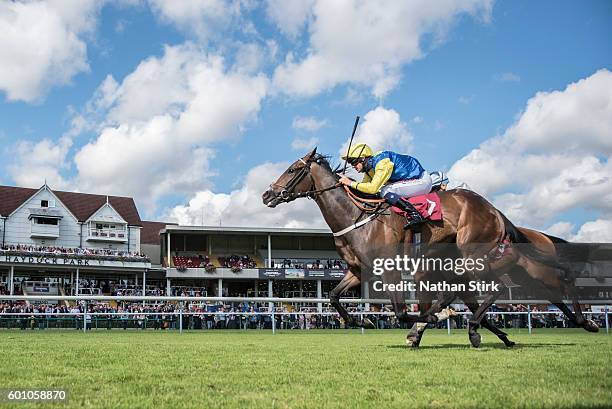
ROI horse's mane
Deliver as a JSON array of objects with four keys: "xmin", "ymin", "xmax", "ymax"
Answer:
[{"xmin": 313, "ymin": 154, "xmax": 340, "ymax": 178}]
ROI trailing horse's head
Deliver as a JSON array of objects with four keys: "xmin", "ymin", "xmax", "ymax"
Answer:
[{"xmin": 262, "ymin": 147, "xmax": 318, "ymax": 208}]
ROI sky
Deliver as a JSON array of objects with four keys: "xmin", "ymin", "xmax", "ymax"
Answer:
[{"xmin": 0, "ymin": 0, "xmax": 611, "ymax": 241}]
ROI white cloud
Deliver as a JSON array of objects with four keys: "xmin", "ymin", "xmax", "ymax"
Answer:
[
  {"xmin": 292, "ymin": 116, "xmax": 327, "ymax": 132},
  {"xmin": 545, "ymin": 221, "xmax": 575, "ymax": 239},
  {"xmin": 412, "ymin": 116, "xmax": 424, "ymax": 124},
  {"xmin": 69, "ymin": 44, "xmax": 268, "ymax": 211},
  {"xmin": 546, "ymin": 219, "xmax": 612, "ymax": 243},
  {"xmin": 338, "ymin": 107, "xmax": 413, "ymax": 158},
  {"xmin": 0, "ymin": 0, "xmax": 100, "ymax": 102},
  {"xmin": 265, "ymin": 0, "xmax": 314, "ymax": 39},
  {"xmin": 571, "ymin": 219, "xmax": 612, "ymax": 242},
  {"xmin": 272, "ymin": 0, "xmax": 492, "ymax": 98},
  {"xmin": 74, "ymin": 117, "xmax": 217, "ymax": 210},
  {"xmin": 165, "ymin": 162, "xmax": 325, "ymax": 228},
  {"xmin": 496, "ymin": 72, "xmax": 521, "ymax": 82},
  {"xmin": 7, "ymin": 136, "xmax": 73, "ymax": 190},
  {"xmin": 234, "ymin": 42, "xmax": 267, "ymax": 74},
  {"xmin": 147, "ymin": 0, "xmax": 243, "ymax": 41},
  {"xmin": 6, "ymin": 43, "xmax": 269, "ymax": 214},
  {"xmin": 291, "ymin": 137, "xmax": 319, "ymax": 151},
  {"xmin": 458, "ymin": 95, "xmax": 474, "ymax": 104},
  {"xmin": 449, "ymin": 69, "xmax": 612, "ymax": 228}
]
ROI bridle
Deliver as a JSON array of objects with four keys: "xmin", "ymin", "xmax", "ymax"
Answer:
[{"xmin": 269, "ymin": 157, "xmax": 341, "ymax": 202}]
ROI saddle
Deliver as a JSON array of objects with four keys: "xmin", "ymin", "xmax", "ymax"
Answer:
[{"xmin": 390, "ymin": 193, "xmax": 443, "ymax": 221}]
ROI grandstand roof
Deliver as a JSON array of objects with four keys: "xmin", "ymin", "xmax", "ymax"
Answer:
[
  {"xmin": 0, "ymin": 184, "xmax": 142, "ymax": 226},
  {"xmin": 162, "ymin": 225, "xmax": 332, "ymax": 236},
  {"xmin": 141, "ymin": 220, "xmax": 176, "ymax": 244}
]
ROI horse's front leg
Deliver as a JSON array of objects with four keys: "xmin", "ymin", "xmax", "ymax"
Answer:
[
  {"xmin": 406, "ymin": 291, "xmax": 457, "ymax": 347},
  {"xmin": 461, "ymin": 294, "xmax": 515, "ymax": 347},
  {"xmin": 467, "ymin": 288, "xmax": 503, "ymax": 348},
  {"xmin": 329, "ymin": 270, "xmax": 373, "ymax": 328}
]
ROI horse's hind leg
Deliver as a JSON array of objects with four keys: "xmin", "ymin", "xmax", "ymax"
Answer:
[
  {"xmin": 526, "ymin": 278, "xmax": 599, "ymax": 333},
  {"xmin": 571, "ymin": 299, "xmax": 599, "ymax": 332},
  {"xmin": 553, "ymin": 301, "xmax": 598, "ymax": 332}
]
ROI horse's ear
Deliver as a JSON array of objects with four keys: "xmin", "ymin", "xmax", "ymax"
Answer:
[{"xmin": 304, "ymin": 146, "xmax": 317, "ymax": 160}]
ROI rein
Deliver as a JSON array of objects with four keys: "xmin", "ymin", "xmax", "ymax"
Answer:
[{"xmin": 343, "ymin": 185, "xmax": 386, "ymax": 214}]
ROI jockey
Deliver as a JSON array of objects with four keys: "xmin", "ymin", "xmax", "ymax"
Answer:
[{"xmin": 339, "ymin": 143, "xmax": 432, "ymax": 228}]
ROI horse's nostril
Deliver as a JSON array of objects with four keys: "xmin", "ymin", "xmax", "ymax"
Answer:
[{"xmin": 262, "ymin": 189, "xmax": 275, "ymax": 203}]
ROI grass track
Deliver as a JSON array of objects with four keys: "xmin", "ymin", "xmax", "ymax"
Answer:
[{"xmin": 0, "ymin": 329, "xmax": 610, "ymax": 409}]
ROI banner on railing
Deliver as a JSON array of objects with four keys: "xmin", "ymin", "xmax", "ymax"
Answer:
[{"xmin": 258, "ymin": 268, "xmax": 346, "ymax": 280}]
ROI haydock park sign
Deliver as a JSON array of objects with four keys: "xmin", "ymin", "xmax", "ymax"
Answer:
[
  {"xmin": 2, "ymin": 254, "xmax": 93, "ymax": 266},
  {"xmin": 0, "ymin": 254, "xmax": 151, "ymax": 268}
]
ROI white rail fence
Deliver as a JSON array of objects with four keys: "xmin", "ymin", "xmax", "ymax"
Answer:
[{"xmin": 0, "ymin": 295, "xmax": 609, "ymax": 335}]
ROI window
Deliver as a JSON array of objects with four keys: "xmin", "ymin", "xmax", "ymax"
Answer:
[
  {"xmin": 41, "ymin": 200, "xmax": 49, "ymax": 208},
  {"xmin": 34, "ymin": 217, "xmax": 58, "ymax": 225}
]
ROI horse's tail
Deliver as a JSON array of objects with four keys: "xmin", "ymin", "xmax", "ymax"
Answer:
[
  {"xmin": 542, "ymin": 233, "xmax": 591, "ymax": 280},
  {"xmin": 498, "ymin": 212, "xmax": 571, "ymax": 274}
]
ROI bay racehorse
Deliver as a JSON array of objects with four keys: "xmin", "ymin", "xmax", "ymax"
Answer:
[{"xmin": 262, "ymin": 149, "xmax": 564, "ymax": 346}]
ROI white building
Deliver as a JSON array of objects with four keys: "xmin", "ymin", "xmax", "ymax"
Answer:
[
  {"xmin": 0, "ymin": 183, "xmax": 151, "ymax": 297},
  {"xmin": 0, "ymin": 183, "xmax": 141, "ymax": 251}
]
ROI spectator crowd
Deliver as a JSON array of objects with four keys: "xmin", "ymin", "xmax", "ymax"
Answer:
[{"xmin": 1, "ymin": 244, "xmax": 149, "ymax": 262}]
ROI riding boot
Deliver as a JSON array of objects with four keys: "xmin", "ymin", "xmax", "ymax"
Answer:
[{"xmin": 392, "ymin": 198, "xmax": 425, "ymax": 229}]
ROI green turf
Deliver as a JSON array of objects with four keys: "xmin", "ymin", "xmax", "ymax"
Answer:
[{"xmin": 0, "ymin": 329, "xmax": 610, "ymax": 409}]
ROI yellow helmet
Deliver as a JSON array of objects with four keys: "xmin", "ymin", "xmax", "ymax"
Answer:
[{"xmin": 342, "ymin": 143, "xmax": 373, "ymax": 160}]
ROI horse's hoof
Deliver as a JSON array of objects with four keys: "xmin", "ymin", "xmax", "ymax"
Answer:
[
  {"xmin": 500, "ymin": 335, "xmax": 515, "ymax": 348},
  {"xmin": 583, "ymin": 319, "xmax": 599, "ymax": 333},
  {"xmin": 469, "ymin": 332, "xmax": 481, "ymax": 348},
  {"xmin": 434, "ymin": 307, "xmax": 456, "ymax": 321},
  {"xmin": 406, "ymin": 337, "xmax": 420, "ymax": 348}
]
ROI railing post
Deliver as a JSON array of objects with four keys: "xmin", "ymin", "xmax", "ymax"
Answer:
[
  {"xmin": 179, "ymin": 309, "xmax": 183, "ymax": 334},
  {"xmin": 360, "ymin": 312, "xmax": 364, "ymax": 335},
  {"xmin": 271, "ymin": 302, "xmax": 276, "ymax": 335},
  {"xmin": 83, "ymin": 301, "xmax": 87, "ymax": 334},
  {"xmin": 527, "ymin": 304, "xmax": 532, "ymax": 335},
  {"xmin": 605, "ymin": 305, "xmax": 609, "ymax": 335}
]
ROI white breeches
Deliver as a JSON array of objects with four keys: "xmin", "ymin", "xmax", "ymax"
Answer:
[{"xmin": 380, "ymin": 172, "xmax": 433, "ymax": 198}]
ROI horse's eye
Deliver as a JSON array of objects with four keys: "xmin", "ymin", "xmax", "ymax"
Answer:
[{"xmin": 288, "ymin": 169, "xmax": 294, "ymax": 174}]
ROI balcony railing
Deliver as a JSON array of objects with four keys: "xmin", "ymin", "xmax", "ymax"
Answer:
[
  {"xmin": 30, "ymin": 224, "xmax": 60, "ymax": 239},
  {"xmin": 87, "ymin": 229, "xmax": 128, "ymax": 243}
]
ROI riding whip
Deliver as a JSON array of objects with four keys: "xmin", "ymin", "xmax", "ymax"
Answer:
[{"xmin": 342, "ymin": 115, "xmax": 360, "ymax": 174}]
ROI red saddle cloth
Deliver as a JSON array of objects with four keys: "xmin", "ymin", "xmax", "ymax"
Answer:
[{"xmin": 391, "ymin": 193, "xmax": 443, "ymax": 221}]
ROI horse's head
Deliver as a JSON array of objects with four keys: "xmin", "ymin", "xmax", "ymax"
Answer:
[{"xmin": 262, "ymin": 147, "xmax": 320, "ymax": 208}]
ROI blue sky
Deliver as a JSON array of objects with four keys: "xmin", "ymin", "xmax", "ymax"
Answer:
[{"xmin": 1, "ymin": 0, "xmax": 611, "ymax": 240}]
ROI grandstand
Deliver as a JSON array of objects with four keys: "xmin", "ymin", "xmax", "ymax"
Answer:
[{"xmin": 158, "ymin": 225, "xmax": 355, "ymax": 301}]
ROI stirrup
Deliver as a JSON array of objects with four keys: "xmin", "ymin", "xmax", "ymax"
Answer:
[{"xmin": 403, "ymin": 215, "xmax": 424, "ymax": 230}]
